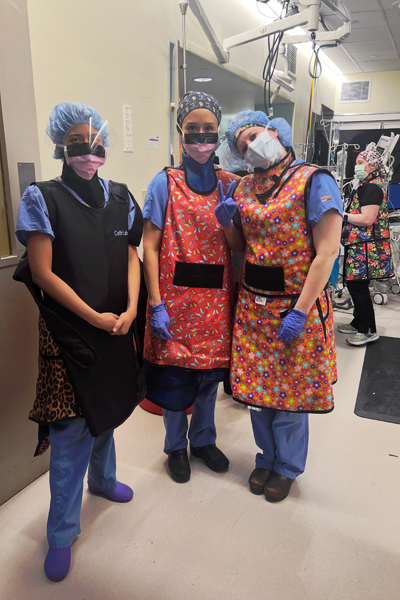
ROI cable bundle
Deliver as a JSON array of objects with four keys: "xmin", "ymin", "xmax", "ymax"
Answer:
[{"xmin": 257, "ymin": 0, "xmax": 290, "ymax": 116}]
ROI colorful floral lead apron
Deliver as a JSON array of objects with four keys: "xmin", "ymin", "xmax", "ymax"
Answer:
[
  {"xmin": 230, "ymin": 158, "xmax": 337, "ymax": 413},
  {"xmin": 341, "ymin": 176, "xmax": 393, "ymax": 281},
  {"xmin": 144, "ymin": 167, "xmax": 238, "ymax": 370}
]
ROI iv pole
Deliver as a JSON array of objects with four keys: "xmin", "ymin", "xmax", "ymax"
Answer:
[{"xmin": 179, "ymin": 1, "xmax": 189, "ymax": 94}]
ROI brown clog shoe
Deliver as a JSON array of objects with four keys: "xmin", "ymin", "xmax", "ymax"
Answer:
[
  {"xmin": 264, "ymin": 472, "xmax": 294, "ymax": 503},
  {"xmin": 248, "ymin": 468, "xmax": 272, "ymax": 495}
]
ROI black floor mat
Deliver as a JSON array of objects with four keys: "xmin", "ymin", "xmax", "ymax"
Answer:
[{"xmin": 355, "ymin": 336, "xmax": 400, "ymax": 424}]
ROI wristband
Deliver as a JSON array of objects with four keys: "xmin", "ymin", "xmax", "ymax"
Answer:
[{"xmin": 343, "ymin": 214, "xmax": 349, "ymax": 222}]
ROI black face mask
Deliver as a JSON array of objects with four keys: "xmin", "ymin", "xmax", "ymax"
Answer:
[
  {"xmin": 64, "ymin": 142, "xmax": 106, "ymax": 158},
  {"xmin": 182, "ymin": 132, "xmax": 219, "ymax": 145},
  {"xmin": 61, "ymin": 163, "xmax": 106, "ymax": 209}
]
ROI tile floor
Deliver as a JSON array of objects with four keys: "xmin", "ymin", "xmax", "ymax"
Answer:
[{"xmin": 1, "ymin": 292, "xmax": 399, "ymax": 600}]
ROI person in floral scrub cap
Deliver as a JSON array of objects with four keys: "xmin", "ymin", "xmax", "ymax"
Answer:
[{"xmin": 339, "ymin": 145, "xmax": 393, "ymax": 347}]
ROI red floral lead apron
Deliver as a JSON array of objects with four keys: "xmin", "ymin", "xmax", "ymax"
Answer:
[
  {"xmin": 230, "ymin": 159, "xmax": 337, "ymax": 413},
  {"xmin": 144, "ymin": 167, "xmax": 238, "ymax": 370}
]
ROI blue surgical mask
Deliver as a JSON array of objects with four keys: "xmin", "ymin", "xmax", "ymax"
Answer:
[{"xmin": 245, "ymin": 130, "xmax": 283, "ymax": 169}]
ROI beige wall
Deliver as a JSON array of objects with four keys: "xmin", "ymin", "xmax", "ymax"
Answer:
[
  {"xmin": 26, "ymin": 0, "xmax": 274, "ymax": 203},
  {"xmin": 334, "ymin": 71, "xmax": 400, "ymax": 115},
  {"xmin": 0, "ymin": 0, "xmax": 48, "ymax": 506},
  {"xmin": 26, "ymin": 0, "xmax": 339, "ymax": 197}
]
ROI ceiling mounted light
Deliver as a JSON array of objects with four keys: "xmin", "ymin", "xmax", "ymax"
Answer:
[
  {"xmin": 193, "ymin": 77, "xmax": 213, "ymax": 82},
  {"xmin": 371, "ymin": 55, "xmax": 378, "ymax": 58}
]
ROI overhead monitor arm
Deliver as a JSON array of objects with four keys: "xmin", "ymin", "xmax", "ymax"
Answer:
[
  {"xmin": 282, "ymin": 1, "xmax": 351, "ymax": 45},
  {"xmin": 281, "ymin": 21, "xmax": 351, "ymax": 45},
  {"xmin": 186, "ymin": 0, "xmax": 351, "ymax": 64},
  {"xmin": 223, "ymin": 1, "xmax": 321, "ymax": 51}
]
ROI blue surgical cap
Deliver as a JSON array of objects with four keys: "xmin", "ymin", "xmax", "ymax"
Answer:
[
  {"xmin": 46, "ymin": 101, "xmax": 109, "ymax": 159},
  {"xmin": 227, "ymin": 110, "xmax": 270, "ymax": 158},
  {"xmin": 227, "ymin": 110, "xmax": 293, "ymax": 158},
  {"xmin": 269, "ymin": 117, "xmax": 293, "ymax": 148}
]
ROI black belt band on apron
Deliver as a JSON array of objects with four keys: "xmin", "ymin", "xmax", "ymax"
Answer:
[
  {"xmin": 244, "ymin": 261, "xmax": 285, "ymax": 292},
  {"xmin": 173, "ymin": 261, "xmax": 225, "ymax": 288}
]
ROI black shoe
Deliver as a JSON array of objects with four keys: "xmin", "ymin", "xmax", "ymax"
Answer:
[
  {"xmin": 167, "ymin": 449, "xmax": 191, "ymax": 483},
  {"xmin": 190, "ymin": 444, "xmax": 229, "ymax": 473}
]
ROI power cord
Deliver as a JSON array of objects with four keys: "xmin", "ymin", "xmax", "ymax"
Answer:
[{"xmin": 261, "ymin": 0, "xmax": 290, "ymax": 116}]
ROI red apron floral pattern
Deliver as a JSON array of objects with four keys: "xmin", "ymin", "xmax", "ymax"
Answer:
[
  {"xmin": 230, "ymin": 160, "xmax": 337, "ymax": 412},
  {"xmin": 342, "ymin": 176, "xmax": 393, "ymax": 281},
  {"xmin": 144, "ymin": 167, "xmax": 238, "ymax": 370}
]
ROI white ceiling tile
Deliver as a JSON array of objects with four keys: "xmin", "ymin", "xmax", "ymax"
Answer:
[
  {"xmin": 345, "ymin": 27, "xmax": 390, "ymax": 43},
  {"xmin": 351, "ymin": 11, "xmax": 386, "ymax": 28},
  {"xmin": 383, "ymin": 8, "xmax": 400, "ymax": 24},
  {"xmin": 380, "ymin": 0, "xmax": 399, "ymax": 9},
  {"xmin": 358, "ymin": 59, "xmax": 400, "ymax": 71},
  {"xmin": 338, "ymin": 64, "xmax": 364, "ymax": 74},
  {"xmin": 389, "ymin": 26, "xmax": 400, "ymax": 39},
  {"xmin": 327, "ymin": 56, "xmax": 360, "ymax": 66},
  {"xmin": 295, "ymin": 4, "xmax": 400, "ymax": 77},
  {"xmin": 351, "ymin": 51, "xmax": 400, "ymax": 61},
  {"xmin": 345, "ymin": 0, "xmax": 380, "ymax": 11},
  {"xmin": 344, "ymin": 40, "xmax": 395, "ymax": 54},
  {"xmin": 333, "ymin": 63, "xmax": 363, "ymax": 72},
  {"xmin": 322, "ymin": 46, "xmax": 349, "ymax": 59}
]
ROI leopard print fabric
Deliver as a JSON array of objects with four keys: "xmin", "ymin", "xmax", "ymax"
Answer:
[{"xmin": 29, "ymin": 316, "xmax": 80, "ymax": 427}]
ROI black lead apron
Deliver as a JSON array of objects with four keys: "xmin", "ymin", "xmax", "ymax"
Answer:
[{"xmin": 14, "ymin": 180, "xmax": 146, "ymax": 437}]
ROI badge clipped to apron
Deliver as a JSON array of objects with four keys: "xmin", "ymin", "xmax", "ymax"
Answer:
[{"xmin": 255, "ymin": 295, "xmax": 267, "ymax": 306}]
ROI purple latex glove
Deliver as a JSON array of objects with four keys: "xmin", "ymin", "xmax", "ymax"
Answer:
[
  {"xmin": 214, "ymin": 180, "xmax": 237, "ymax": 227},
  {"xmin": 277, "ymin": 308, "xmax": 308, "ymax": 342},
  {"xmin": 150, "ymin": 301, "xmax": 173, "ymax": 341}
]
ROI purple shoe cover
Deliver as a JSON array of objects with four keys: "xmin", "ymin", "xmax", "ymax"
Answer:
[
  {"xmin": 88, "ymin": 481, "xmax": 133, "ymax": 502},
  {"xmin": 44, "ymin": 546, "xmax": 71, "ymax": 582}
]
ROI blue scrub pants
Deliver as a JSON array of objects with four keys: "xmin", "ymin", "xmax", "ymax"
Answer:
[
  {"xmin": 163, "ymin": 381, "xmax": 219, "ymax": 454},
  {"xmin": 250, "ymin": 408, "xmax": 309, "ymax": 479},
  {"xmin": 47, "ymin": 418, "xmax": 117, "ymax": 549}
]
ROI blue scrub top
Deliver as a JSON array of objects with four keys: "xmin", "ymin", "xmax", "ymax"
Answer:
[
  {"xmin": 16, "ymin": 177, "xmax": 136, "ymax": 247},
  {"xmin": 143, "ymin": 158, "xmax": 343, "ymax": 232},
  {"xmin": 143, "ymin": 152, "xmax": 218, "ymax": 230}
]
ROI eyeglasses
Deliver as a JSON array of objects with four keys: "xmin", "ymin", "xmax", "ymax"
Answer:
[
  {"xmin": 183, "ymin": 132, "xmax": 219, "ymax": 145},
  {"xmin": 64, "ymin": 142, "xmax": 106, "ymax": 158}
]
